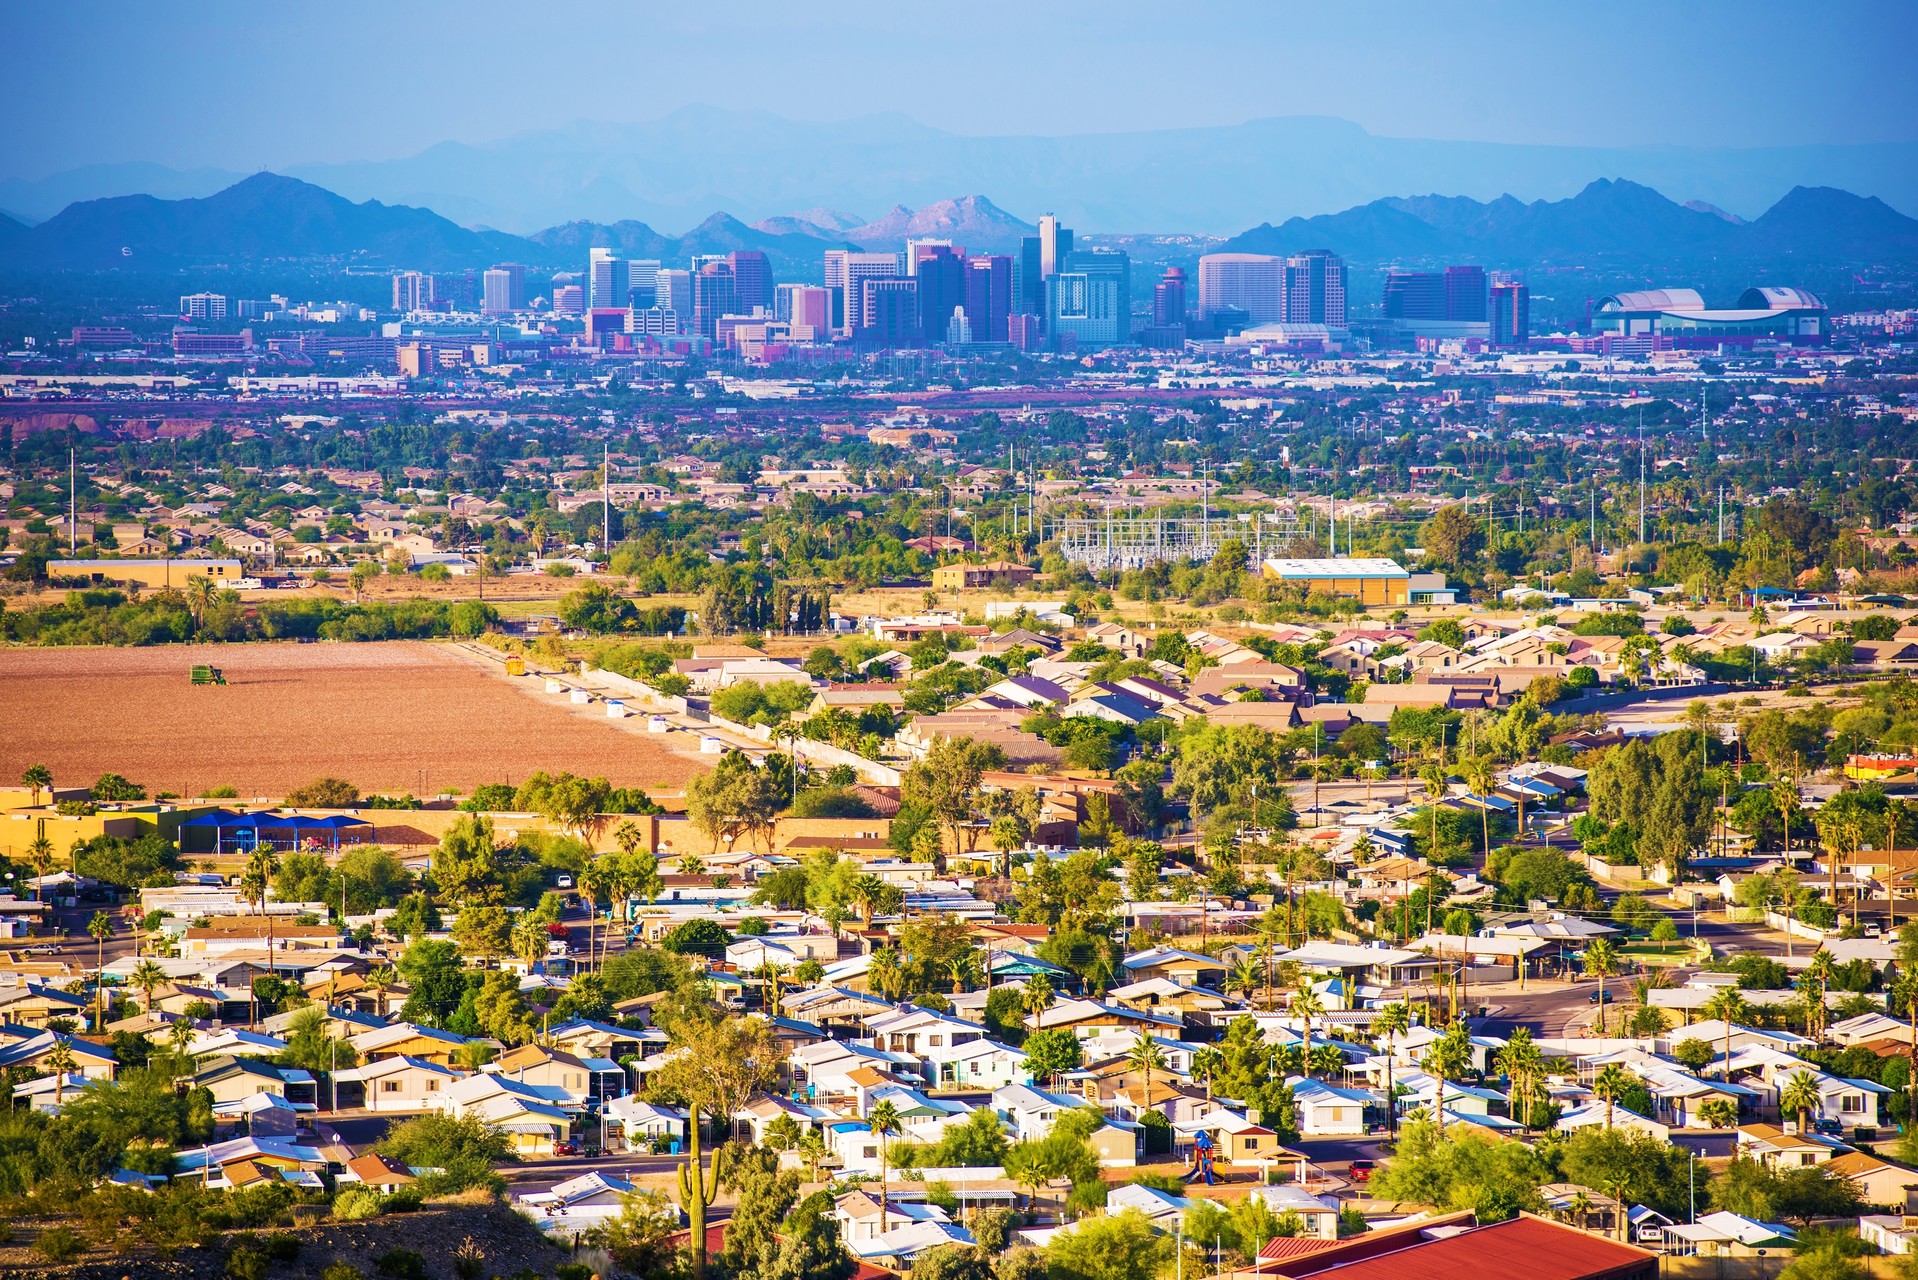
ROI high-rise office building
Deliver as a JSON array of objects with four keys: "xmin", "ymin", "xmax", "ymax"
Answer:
[
  {"xmin": 913, "ymin": 244, "xmax": 967, "ymax": 342},
  {"xmin": 692, "ymin": 261, "xmax": 737, "ymax": 337},
  {"xmin": 589, "ymin": 249, "xmax": 629, "ymax": 314},
  {"xmin": 946, "ymin": 307, "xmax": 972, "ymax": 346},
  {"xmin": 552, "ymin": 284, "xmax": 585, "ymax": 316},
  {"xmin": 1048, "ymin": 248, "xmax": 1130, "ymax": 349},
  {"xmin": 727, "ymin": 251, "xmax": 771, "ymax": 314},
  {"xmin": 1037, "ymin": 215, "xmax": 1071, "ymax": 279},
  {"xmin": 1015, "ymin": 236, "xmax": 1044, "ymax": 325},
  {"xmin": 964, "ymin": 255, "xmax": 1012, "ymax": 343},
  {"xmin": 626, "ymin": 260, "xmax": 661, "ymax": 308},
  {"xmin": 1282, "ymin": 250, "xmax": 1345, "ymax": 325},
  {"xmin": 859, "ymin": 278, "xmax": 920, "ymax": 347},
  {"xmin": 782, "ymin": 286, "xmax": 833, "ymax": 341},
  {"xmin": 655, "ymin": 269, "xmax": 692, "ymax": 327},
  {"xmin": 1490, "ymin": 278, "xmax": 1530, "ymax": 348},
  {"xmin": 1444, "ymin": 265, "xmax": 1488, "ymax": 323},
  {"xmin": 481, "ymin": 264, "xmax": 526, "ymax": 314},
  {"xmin": 1383, "ymin": 264, "xmax": 1492, "ymax": 338},
  {"xmin": 1153, "ymin": 267, "xmax": 1188, "ymax": 326},
  {"xmin": 824, "ymin": 250, "xmax": 900, "ymax": 337},
  {"xmin": 1197, "ymin": 254, "xmax": 1283, "ymax": 324},
  {"xmin": 179, "ymin": 292, "xmax": 228, "ymax": 321},
  {"xmin": 391, "ymin": 272, "xmax": 434, "ymax": 312}
]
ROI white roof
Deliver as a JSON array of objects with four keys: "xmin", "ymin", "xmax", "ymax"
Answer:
[{"xmin": 1261, "ymin": 558, "xmax": 1408, "ymax": 579}]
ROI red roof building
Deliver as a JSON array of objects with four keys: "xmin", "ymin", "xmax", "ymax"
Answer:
[{"xmin": 1232, "ymin": 1214, "xmax": 1656, "ymax": 1280}]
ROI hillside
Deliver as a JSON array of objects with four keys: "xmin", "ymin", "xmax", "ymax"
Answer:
[
  {"xmin": 1219, "ymin": 178, "xmax": 1918, "ymax": 266},
  {"xmin": 0, "ymin": 172, "xmax": 546, "ymax": 271}
]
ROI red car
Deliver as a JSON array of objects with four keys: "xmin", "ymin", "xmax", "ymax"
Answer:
[
  {"xmin": 553, "ymin": 1140, "xmax": 580, "ymax": 1157},
  {"xmin": 1347, "ymin": 1160, "xmax": 1376, "ymax": 1184}
]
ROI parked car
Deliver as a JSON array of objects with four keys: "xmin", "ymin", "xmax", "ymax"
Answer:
[
  {"xmin": 1348, "ymin": 1160, "xmax": 1376, "ymax": 1184},
  {"xmin": 553, "ymin": 1140, "xmax": 580, "ymax": 1157},
  {"xmin": 1589, "ymin": 990, "xmax": 1614, "ymax": 1004}
]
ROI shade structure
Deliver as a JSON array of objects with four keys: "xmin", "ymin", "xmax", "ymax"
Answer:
[{"xmin": 179, "ymin": 810, "xmax": 371, "ymax": 854}]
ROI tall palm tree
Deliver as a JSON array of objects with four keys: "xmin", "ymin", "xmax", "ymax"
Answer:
[
  {"xmin": 1293, "ymin": 981, "xmax": 1326, "ymax": 1078},
  {"xmin": 1190, "ymin": 1046, "xmax": 1223, "ymax": 1101},
  {"xmin": 1583, "ymin": 938, "xmax": 1618, "ymax": 1036},
  {"xmin": 20, "ymin": 764, "xmax": 52, "ymax": 807},
  {"xmin": 868, "ymin": 1099, "xmax": 901, "ymax": 1235},
  {"xmin": 1702, "ymin": 988, "xmax": 1752, "ymax": 1079},
  {"xmin": 131, "ymin": 959, "xmax": 167, "ymax": 1014},
  {"xmin": 1228, "ymin": 956, "xmax": 1264, "ymax": 1006},
  {"xmin": 1127, "ymin": 1031, "xmax": 1168, "ymax": 1110},
  {"xmin": 1592, "ymin": 1063, "xmax": 1634, "ymax": 1129},
  {"xmin": 1780, "ymin": 1069, "xmax": 1822, "ymax": 1134},
  {"xmin": 87, "ymin": 910, "xmax": 113, "ymax": 1032},
  {"xmin": 1420, "ymin": 766, "xmax": 1450, "ymax": 909},
  {"xmin": 1494, "ymin": 1025, "xmax": 1543, "ymax": 1129},
  {"xmin": 166, "ymin": 1016, "xmax": 198, "ymax": 1078},
  {"xmin": 184, "ymin": 575, "xmax": 218, "ymax": 633},
  {"xmin": 25, "ymin": 833, "xmax": 55, "ymax": 903},
  {"xmin": 1801, "ymin": 950, "xmax": 1835, "ymax": 1043},
  {"xmin": 1464, "ymin": 756, "xmax": 1496, "ymax": 856},
  {"xmin": 45, "ymin": 1037, "xmax": 77, "ymax": 1106},
  {"xmin": 1373, "ymin": 1001, "xmax": 1412, "ymax": 1136},
  {"xmin": 1422, "ymin": 1021, "xmax": 1472, "ymax": 1135}
]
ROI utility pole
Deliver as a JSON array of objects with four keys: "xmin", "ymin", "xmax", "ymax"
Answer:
[
  {"xmin": 69, "ymin": 447, "xmax": 76, "ymax": 553},
  {"xmin": 1590, "ymin": 485, "xmax": 1596, "ymax": 552},
  {"xmin": 602, "ymin": 443, "xmax": 610, "ymax": 556},
  {"xmin": 1717, "ymin": 485, "xmax": 1725, "ymax": 544}
]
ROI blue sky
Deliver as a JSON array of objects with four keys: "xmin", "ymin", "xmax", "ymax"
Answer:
[{"xmin": 3, "ymin": 0, "xmax": 1913, "ymax": 178}]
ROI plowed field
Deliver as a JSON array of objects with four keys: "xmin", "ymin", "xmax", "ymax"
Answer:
[{"xmin": 0, "ymin": 641, "xmax": 703, "ymax": 798}]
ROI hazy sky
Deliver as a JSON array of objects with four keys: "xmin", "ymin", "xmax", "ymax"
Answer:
[{"xmin": 4, "ymin": 0, "xmax": 1913, "ymax": 178}]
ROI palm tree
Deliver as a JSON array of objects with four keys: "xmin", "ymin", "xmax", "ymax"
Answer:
[
  {"xmin": 1801, "ymin": 951, "xmax": 1835, "ymax": 1043},
  {"xmin": 868, "ymin": 1099, "xmax": 901, "ymax": 1235},
  {"xmin": 25, "ymin": 833, "xmax": 55, "ymax": 903},
  {"xmin": 1227, "ymin": 956, "xmax": 1264, "ymax": 1005},
  {"xmin": 1127, "ymin": 1031, "xmax": 1168, "ymax": 1111},
  {"xmin": 1293, "ymin": 980, "xmax": 1326, "ymax": 1078},
  {"xmin": 166, "ymin": 1016, "xmax": 198, "ymax": 1078},
  {"xmin": 1780, "ymin": 1069, "xmax": 1822, "ymax": 1134},
  {"xmin": 1464, "ymin": 756, "xmax": 1496, "ymax": 856},
  {"xmin": 130, "ymin": 959, "xmax": 167, "ymax": 1014},
  {"xmin": 1702, "ymin": 988, "xmax": 1752, "ymax": 1078},
  {"xmin": 1592, "ymin": 1063, "xmax": 1634, "ymax": 1129},
  {"xmin": 1190, "ymin": 1045, "xmax": 1223, "ymax": 1100},
  {"xmin": 364, "ymin": 964, "xmax": 397, "ymax": 1018},
  {"xmin": 1775, "ymin": 774, "xmax": 1801, "ymax": 860},
  {"xmin": 184, "ymin": 574, "xmax": 218, "ymax": 633},
  {"xmin": 1373, "ymin": 1001, "xmax": 1413, "ymax": 1136},
  {"xmin": 1021, "ymin": 974, "xmax": 1055, "ymax": 1021},
  {"xmin": 1422, "ymin": 1021, "xmax": 1472, "ymax": 1134},
  {"xmin": 512, "ymin": 916, "xmax": 549, "ymax": 974},
  {"xmin": 45, "ymin": 1037, "xmax": 76, "ymax": 1106},
  {"xmin": 87, "ymin": 910, "xmax": 113, "ymax": 1032},
  {"xmin": 1494, "ymin": 1025, "xmax": 1544, "ymax": 1129},
  {"xmin": 1583, "ymin": 938, "xmax": 1618, "ymax": 1036},
  {"xmin": 1567, "ymin": 1190, "xmax": 1594, "ymax": 1233},
  {"xmin": 1420, "ymin": 766, "xmax": 1449, "ymax": 904},
  {"xmin": 1698, "ymin": 1098, "xmax": 1740, "ymax": 1130},
  {"xmin": 20, "ymin": 763, "xmax": 52, "ymax": 807}
]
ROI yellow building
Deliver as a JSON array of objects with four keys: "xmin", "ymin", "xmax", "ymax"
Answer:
[
  {"xmin": 1259, "ymin": 556, "xmax": 1410, "ymax": 606},
  {"xmin": 50, "ymin": 558, "xmax": 244, "ymax": 589},
  {"xmin": 931, "ymin": 560, "xmax": 1036, "ymax": 592}
]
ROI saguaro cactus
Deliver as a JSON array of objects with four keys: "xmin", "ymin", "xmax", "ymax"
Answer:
[{"xmin": 678, "ymin": 1110, "xmax": 730, "ymax": 1278}]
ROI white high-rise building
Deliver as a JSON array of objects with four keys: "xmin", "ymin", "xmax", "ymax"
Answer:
[
  {"xmin": 823, "ymin": 250, "xmax": 900, "ymax": 337},
  {"xmin": 589, "ymin": 248, "xmax": 628, "ymax": 313},
  {"xmin": 654, "ymin": 270, "xmax": 692, "ymax": 330},
  {"xmin": 1196, "ymin": 254, "xmax": 1284, "ymax": 324},
  {"xmin": 179, "ymin": 292, "xmax": 228, "ymax": 320}
]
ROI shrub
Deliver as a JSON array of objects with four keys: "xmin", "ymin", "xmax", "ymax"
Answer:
[
  {"xmin": 226, "ymin": 1243, "xmax": 270, "ymax": 1280},
  {"xmin": 322, "ymin": 1265, "xmax": 366, "ymax": 1280},
  {"xmin": 32, "ymin": 1227, "xmax": 86, "ymax": 1263},
  {"xmin": 332, "ymin": 1185, "xmax": 384, "ymax": 1220},
  {"xmin": 374, "ymin": 1247, "xmax": 428, "ymax": 1280}
]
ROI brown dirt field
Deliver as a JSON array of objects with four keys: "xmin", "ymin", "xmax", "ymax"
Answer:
[{"xmin": 0, "ymin": 640, "xmax": 706, "ymax": 798}]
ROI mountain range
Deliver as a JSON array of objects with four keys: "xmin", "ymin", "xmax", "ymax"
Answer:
[
  {"xmin": 5, "ymin": 107, "xmax": 1917, "ymax": 234},
  {"xmin": 1217, "ymin": 179, "xmax": 1918, "ymax": 265},
  {"xmin": 3, "ymin": 172, "xmax": 1916, "ymax": 281}
]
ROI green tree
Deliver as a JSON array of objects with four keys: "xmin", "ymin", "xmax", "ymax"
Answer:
[{"xmin": 1022, "ymin": 1028, "xmax": 1083, "ymax": 1087}]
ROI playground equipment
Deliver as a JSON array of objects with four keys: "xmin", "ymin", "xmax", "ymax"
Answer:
[
  {"xmin": 1185, "ymin": 1130, "xmax": 1217, "ymax": 1185},
  {"xmin": 189, "ymin": 665, "xmax": 227, "ymax": 685}
]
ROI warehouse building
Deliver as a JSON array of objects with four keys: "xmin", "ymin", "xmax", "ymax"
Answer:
[
  {"xmin": 50, "ymin": 559, "xmax": 244, "ymax": 590},
  {"xmin": 1259, "ymin": 557, "xmax": 1410, "ymax": 606}
]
